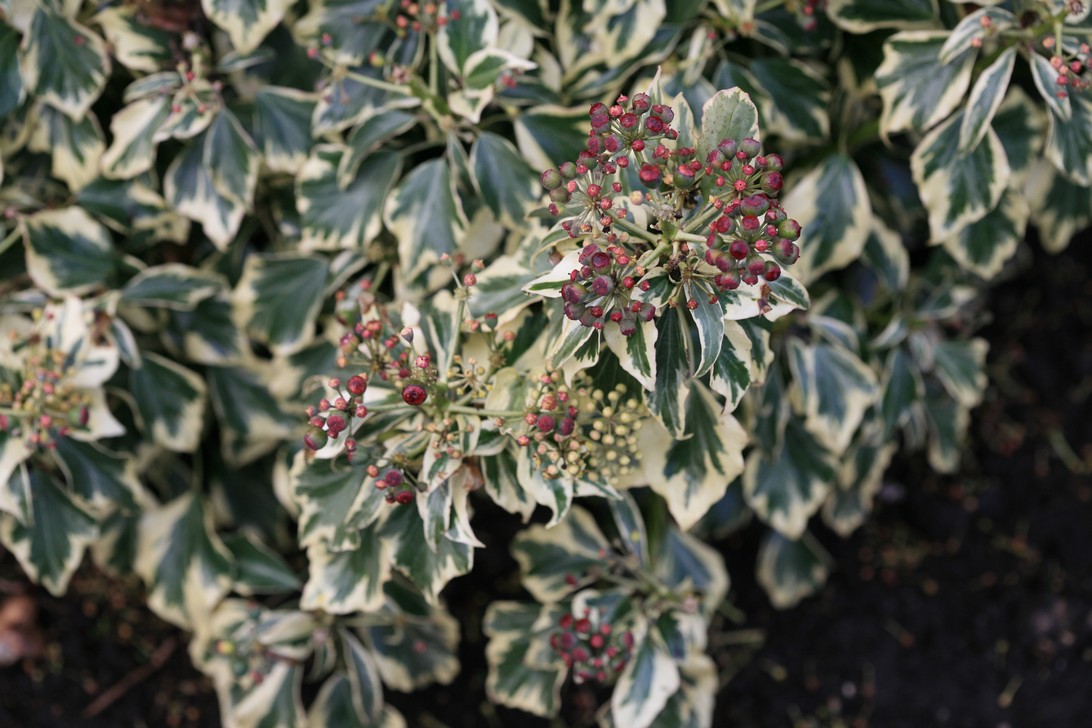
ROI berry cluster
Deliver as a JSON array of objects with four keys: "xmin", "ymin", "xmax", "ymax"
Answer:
[
  {"xmin": 560, "ymin": 244, "xmax": 655, "ymax": 336},
  {"xmin": 302, "ymin": 373, "xmax": 371, "ymax": 454},
  {"xmin": 0, "ymin": 343, "xmax": 91, "ymax": 450},
  {"xmin": 368, "ymin": 466, "xmax": 415, "ymax": 505},
  {"xmin": 392, "ymin": 0, "xmax": 460, "ymax": 35},
  {"xmin": 549, "ymin": 609, "xmax": 634, "ymax": 685},
  {"xmin": 1043, "ymin": 40, "xmax": 1091, "ymax": 99},
  {"xmin": 793, "ymin": 0, "xmax": 826, "ymax": 31}
]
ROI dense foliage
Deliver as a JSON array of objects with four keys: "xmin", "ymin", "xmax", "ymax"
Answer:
[{"xmin": 1, "ymin": 0, "xmax": 1090, "ymax": 724}]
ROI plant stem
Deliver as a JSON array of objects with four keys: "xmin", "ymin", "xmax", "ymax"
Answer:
[
  {"xmin": 0, "ymin": 226, "xmax": 21, "ymax": 257},
  {"xmin": 610, "ymin": 216, "xmax": 659, "ymax": 244},
  {"xmin": 446, "ymin": 405, "xmax": 524, "ymax": 418},
  {"xmin": 637, "ymin": 241, "xmax": 670, "ymax": 268},
  {"xmin": 675, "ymin": 231, "xmax": 709, "ymax": 244}
]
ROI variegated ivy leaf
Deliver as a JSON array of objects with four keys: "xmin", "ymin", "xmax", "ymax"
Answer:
[
  {"xmin": 79, "ymin": 177, "xmax": 190, "ymax": 244},
  {"xmin": 365, "ymin": 583, "xmax": 461, "ymax": 691},
  {"xmin": 135, "ymin": 492, "xmax": 233, "ymax": 629},
  {"xmin": 923, "ymin": 393, "xmax": 969, "ymax": 473},
  {"xmin": 647, "ymin": 654, "xmax": 717, "ymax": 728},
  {"xmin": 783, "ymin": 153, "xmax": 871, "ymax": 282},
  {"xmin": 932, "ymin": 338, "xmax": 988, "ymax": 408},
  {"xmin": 19, "ymin": 7, "xmax": 110, "ymax": 120},
  {"xmin": 381, "ymin": 502, "xmax": 473, "ymax": 603},
  {"xmin": 164, "ymin": 134, "xmax": 246, "ymax": 250},
  {"xmin": 0, "ymin": 23, "xmax": 24, "ymax": 116},
  {"xmin": 298, "ymin": 146, "xmax": 402, "ymax": 251},
  {"xmin": 166, "ymin": 291, "xmax": 248, "ymax": 365},
  {"xmin": 309, "ymin": 675, "xmax": 407, "ymax": 728},
  {"xmin": 652, "ymin": 524, "xmax": 730, "ymax": 619},
  {"xmin": 301, "ymin": 524, "xmax": 391, "ymax": 613},
  {"xmin": 22, "ymin": 206, "xmax": 115, "ymax": 296},
  {"xmin": 604, "ymin": 318, "xmax": 657, "ymax": 390},
  {"xmin": 643, "ymin": 383, "xmax": 746, "ymax": 531},
  {"xmin": 697, "ymin": 87, "xmax": 759, "ymax": 179},
  {"xmin": 156, "ymin": 81, "xmax": 219, "ymax": 141},
  {"xmin": 826, "ymin": 0, "xmax": 938, "ymax": 33},
  {"xmin": 130, "ymin": 352, "xmax": 207, "ymax": 453},
  {"xmin": 994, "ymin": 88, "xmax": 1046, "ymax": 188},
  {"xmin": 512, "ymin": 506, "xmax": 610, "ymax": 603},
  {"xmin": 206, "ymin": 364, "xmax": 297, "ymax": 466},
  {"xmin": 337, "ymin": 110, "xmax": 416, "ymax": 188},
  {"xmin": 937, "ymin": 189, "xmax": 1027, "ymax": 279},
  {"xmin": 648, "ymin": 307, "xmax": 691, "ymax": 438},
  {"xmin": 28, "ymin": 104, "xmax": 104, "ymax": 191},
  {"xmin": 881, "ymin": 347, "xmax": 923, "ymax": 436},
  {"xmin": 312, "ymin": 66, "xmax": 419, "ymax": 135},
  {"xmin": 514, "ymin": 104, "xmax": 588, "ymax": 173},
  {"xmin": 233, "ymin": 253, "xmax": 328, "ymax": 356},
  {"xmin": 709, "ymin": 321, "xmax": 753, "ymax": 413},
  {"xmin": 959, "ymin": 47, "xmax": 1015, "ymax": 154},
  {"xmin": 289, "ymin": 453, "xmax": 386, "ymax": 550},
  {"xmin": 480, "ymin": 448, "xmax": 538, "ymax": 522},
  {"xmin": 822, "ymin": 435, "xmax": 897, "ymax": 538},
  {"xmin": 254, "ymin": 86, "xmax": 316, "ymax": 175},
  {"xmin": 205, "ymin": 108, "xmax": 260, "ymax": 208},
  {"xmin": 743, "ymin": 420, "xmax": 835, "ymax": 539},
  {"xmin": 749, "ymin": 58, "xmax": 830, "ymax": 143},
  {"xmin": 202, "ymin": 0, "xmax": 293, "ymax": 55},
  {"xmin": 385, "ymin": 157, "xmax": 468, "ymax": 279},
  {"xmin": 756, "ymin": 530, "xmax": 831, "ymax": 609},
  {"xmin": 1031, "ymin": 51, "xmax": 1072, "ymax": 122},
  {"xmin": 438, "ymin": 0, "xmax": 500, "ymax": 75},
  {"xmin": 449, "ymin": 48, "xmax": 537, "ymax": 123},
  {"xmin": 471, "ymin": 131, "xmax": 539, "ymax": 228},
  {"xmin": 609, "ymin": 491, "xmax": 650, "ymax": 568},
  {"xmin": 1026, "ymin": 160, "xmax": 1092, "ymax": 253},
  {"xmin": 939, "ymin": 6, "xmax": 1016, "ymax": 64},
  {"xmin": 222, "ymin": 532, "xmax": 301, "ymax": 596},
  {"xmin": 910, "ymin": 110, "xmax": 1010, "ymax": 243},
  {"xmin": 120, "ymin": 263, "xmax": 222, "ymax": 309},
  {"xmin": 341, "ymin": 629, "xmax": 384, "ymax": 725},
  {"xmin": 0, "ymin": 434, "xmax": 32, "ymax": 522},
  {"xmin": 0, "ymin": 471, "xmax": 97, "ymax": 596},
  {"xmin": 876, "ymin": 31, "xmax": 975, "ymax": 136},
  {"xmin": 787, "ymin": 334, "xmax": 879, "ymax": 454},
  {"xmin": 51, "ymin": 437, "xmax": 142, "ymax": 517},
  {"xmin": 229, "ymin": 662, "xmax": 307, "ymax": 728},
  {"xmin": 101, "ymin": 96, "xmax": 170, "ymax": 178},
  {"xmin": 484, "ymin": 601, "xmax": 567, "ymax": 718},
  {"xmin": 861, "ymin": 220, "xmax": 910, "ymax": 293},
  {"xmin": 611, "ymin": 618, "xmax": 681, "ymax": 728},
  {"xmin": 1046, "ymin": 90, "xmax": 1092, "ymax": 186},
  {"xmin": 94, "ymin": 6, "xmax": 173, "ymax": 73}
]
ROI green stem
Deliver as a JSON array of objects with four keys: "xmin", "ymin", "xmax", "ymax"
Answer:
[
  {"xmin": 0, "ymin": 226, "xmax": 21, "ymax": 257},
  {"xmin": 637, "ymin": 241, "xmax": 670, "ymax": 269},
  {"xmin": 446, "ymin": 405, "xmax": 525, "ymax": 418},
  {"xmin": 428, "ymin": 33, "xmax": 439, "ymax": 97},
  {"xmin": 610, "ymin": 215, "xmax": 659, "ymax": 244},
  {"xmin": 753, "ymin": 0, "xmax": 786, "ymax": 15},
  {"xmin": 675, "ymin": 231, "xmax": 709, "ymax": 244},
  {"xmin": 340, "ymin": 68, "xmax": 412, "ymax": 96}
]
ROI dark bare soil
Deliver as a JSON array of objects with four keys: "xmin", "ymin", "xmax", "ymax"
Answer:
[{"xmin": 1, "ymin": 238, "xmax": 1089, "ymax": 727}]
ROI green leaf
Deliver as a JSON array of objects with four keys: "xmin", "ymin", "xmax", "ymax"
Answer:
[
  {"xmin": 939, "ymin": 7, "xmax": 1016, "ymax": 64},
  {"xmin": 301, "ymin": 524, "xmax": 391, "ymax": 613},
  {"xmin": 1046, "ymin": 90, "xmax": 1092, "ymax": 186},
  {"xmin": 254, "ymin": 86, "xmax": 316, "ymax": 174},
  {"xmin": 876, "ymin": 31, "xmax": 974, "ymax": 136},
  {"xmin": 290, "ymin": 453, "xmax": 385, "ymax": 550},
  {"xmin": 604, "ymin": 318, "xmax": 657, "ymax": 390},
  {"xmin": 611, "ymin": 621, "xmax": 680, "ymax": 728},
  {"xmin": 19, "ymin": 8, "xmax": 110, "ymax": 119},
  {"xmin": 471, "ymin": 132, "xmax": 539, "ymax": 228},
  {"xmin": 823, "ymin": 437, "xmax": 896, "ymax": 537},
  {"xmin": 338, "ymin": 110, "xmax": 416, "ymax": 187},
  {"xmin": 202, "ymin": 0, "xmax": 294, "ymax": 55},
  {"xmin": 755, "ymin": 531, "xmax": 831, "ymax": 609},
  {"xmin": 861, "ymin": 220, "xmax": 909, "ymax": 292},
  {"xmin": 0, "ymin": 471, "xmax": 97, "ymax": 596},
  {"xmin": 101, "ymin": 96, "xmax": 171, "ymax": 179},
  {"xmin": 959, "ymin": 47, "xmax": 1015, "ymax": 154},
  {"xmin": 130, "ymin": 352, "xmax": 207, "ymax": 453},
  {"xmin": 647, "ymin": 655, "xmax": 717, "ymax": 728},
  {"xmin": 365, "ymin": 585, "xmax": 460, "ymax": 690},
  {"xmin": 709, "ymin": 322, "xmax": 753, "ymax": 413},
  {"xmin": 94, "ymin": 6, "xmax": 173, "ymax": 73},
  {"xmin": 610, "ymin": 491, "xmax": 650, "ymax": 568},
  {"xmin": 932, "ymin": 337, "xmax": 988, "ymax": 408},
  {"xmin": 743, "ymin": 420, "xmax": 835, "ymax": 539},
  {"xmin": 121, "ymin": 263, "xmax": 222, "ymax": 309},
  {"xmin": 881, "ymin": 347, "xmax": 923, "ymax": 436},
  {"xmin": 749, "ymin": 58, "xmax": 830, "ymax": 142},
  {"xmin": 648, "ymin": 308, "xmax": 691, "ymax": 439},
  {"xmin": 51, "ymin": 437, "xmax": 141, "ymax": 517},
  {"xmin": 546, "ymin": 316, "xmax": 597, "ymax": 370},
  {"xmin": 135, "ymin": 492, "xmax": 233, "ymax": 628},
  {"xmin": 28, "ymin": 104, "xmax": 104, "ymax": 191},
  {"xmin": 206, "ymin": 364, "xmax": 297, "ymax": 467},
  {"xmin": 480, "ymin": 448, "xmax": 537, "ymax": 522},
  {"xmin": 0, "ymin": 23, "xmax": 25, "ymax": 116},
  {"xmin": 698, "ymin": 87, "xmax": 760, "ymax": 169},
  {"xmin": 385, "ymin": 157, "xmax": 468, "ymax": 278},
  {"xmin": 298, "ymin": 146, "xmax": 401, "ymax": 251},
  {"xmin": 164, "ymin": 134, "xmax": 246, "ymax": 250},
  {"xmin": 341, "ymin": 629, "xmax": 384, "ymax": 724},
  {"xmin": 312, "ymin": 65, "xmax": 419, "ymax": 135},
  {"xmin": 684, "ymin": 286, "xmax": 723, "ymax": 378},
  {"xmin": 166, "ymin": 291, "xmax": 248, "ymax": 365},
  {"xmin": 787, "ymin": 335, "xmax": 879, "ymax": 453},
  {"xmin": 22, "ymin": 206, "xmax": 115, "ymax": 296},
  {"xmin": 910, "ymin": 110, "xmax": 1010, "ymax": 242},
  {"xmin": 437, "ymin": 0, "xmax": 499, "ymax": 74},
  {"xmin": 484, "ymin": 601, "xmax": 566, "ymax": 718},
  {"xmin": 382, "ymin": 504, "xmax": 473, "ymax": 603},
  {"xmin": 993, "ymin": 88, "xmax": 1046, "ymax": 185},
  {"xmin": 826, "ymin": 0, "xmax": 937, "ymax": 33},
  {"xmin": 223, "ymin": 532, "xmax": 301, "ymax": 596},
  {"xmin": 923, "ymin": 393, "xmax": 969, "ymax": 473},
  {"xmin": 0, "ymin": 433, "xmax": 32, "ymax": 523},
  {"xmin": 514, "ymin": 105, "xmax": 588, "ymax": 173},
  {"xmin": 783, "ymin": 153, "xmax": 872, "ymax": 281},
  {"xmin": 938, "ymin": 189, "xmax": 1027, "ymax": 278},
  {"xmin": 649, "ymin": 383, "xmax": 747, "ymax": 530},
  {"xmin": 1026, "ymin": 160, "xmax": 1092, "ymax": 253},
  {"xmin": 233, "ymin": 253, "xmax": 328, "ymax": 356},
  {"xmin": 1031, "ymin": 51, "xmax": 1072, "ymax": 122},
  {"xmin": 512, "ymin": 506, "xmax": 610, "ymax": 603},
  {"xmin": 205, "ymin": 108, "xmax": 260, "ymax": 208}
]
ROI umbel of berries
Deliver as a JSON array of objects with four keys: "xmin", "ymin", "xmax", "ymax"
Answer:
[
  {"xmin": 549, "ymin": 610, "xmax": 634, "ymax": 685},
  {"xmin": 560, "ymin": 244, "xmax": 655, "ymax": 336}
]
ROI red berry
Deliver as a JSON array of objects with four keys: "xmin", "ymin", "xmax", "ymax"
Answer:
[
  {"xmin": 402, "ymin": 384, "xmax": 428, "ymax": 406},
  {"xmin": 347, "ymin": 375, "xmax": 367, "ymax": 395},
  {"xmin": 537, "ymin": 414, "xmax": 556, "ymax": 433},
  {"xmin": 394, "ymin": 490, "xmax": 414, "ymax": 505}
]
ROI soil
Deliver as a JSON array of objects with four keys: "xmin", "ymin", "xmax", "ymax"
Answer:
[{"xmin": 1, "ymin": 238, "xmax": 1089, "ymax": 727}]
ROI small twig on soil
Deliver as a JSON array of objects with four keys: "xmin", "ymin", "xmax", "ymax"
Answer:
[
  {"xmin": 82, "ymin": 637, "xmax": 178, "ymax": 719},
  {"xmin": 998, "ymin": 675, "xmax": 1023, "ymax": 709},
  {"xmin": 1046, "ymin": 428, "xmax": 1090, "ymax": 474}
]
